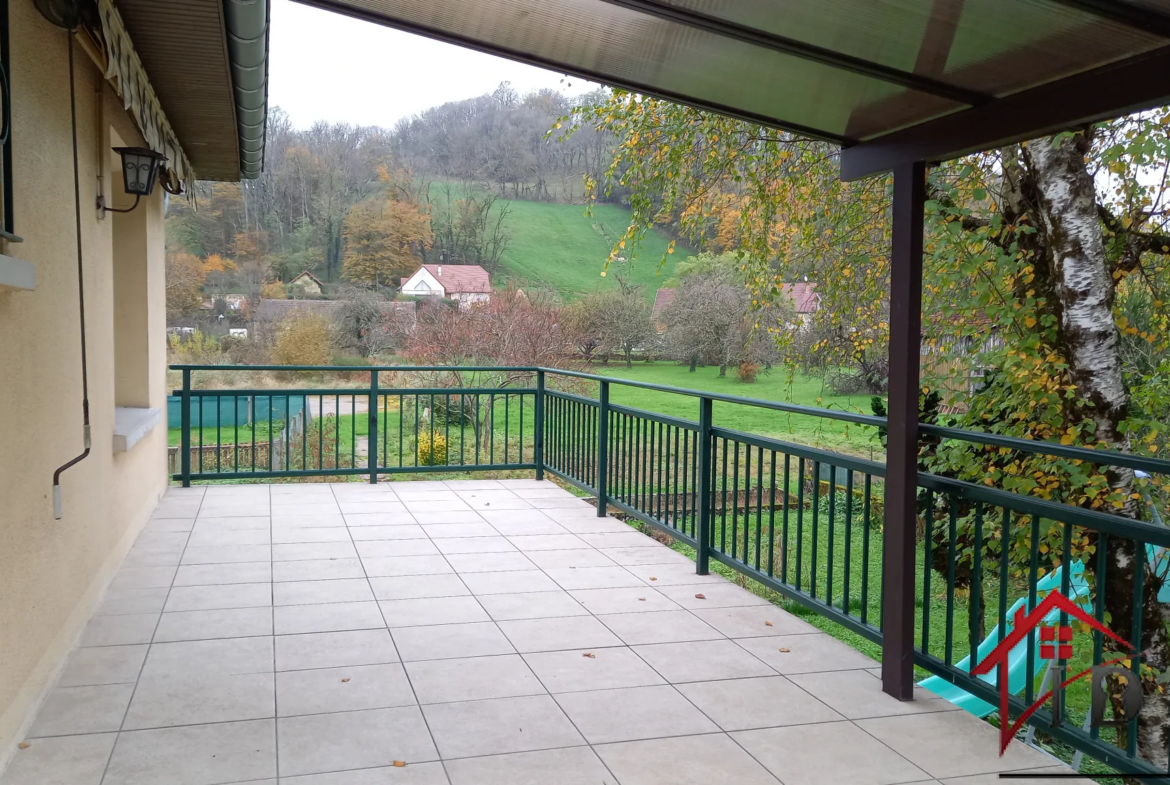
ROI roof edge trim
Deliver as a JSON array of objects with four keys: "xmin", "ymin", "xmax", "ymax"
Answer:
[{"xmin": 224, "ymin": 0, "xmax": 269, "ymax": 179}]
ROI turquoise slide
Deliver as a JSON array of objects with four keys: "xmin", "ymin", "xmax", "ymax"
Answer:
[
  {"xmin": 920, "ymin": 475, "xmax": 1169, "ymax": 718},
  {"xmin": 918, "ymin": 560, "xmax": 1092, "ymax": 717}
]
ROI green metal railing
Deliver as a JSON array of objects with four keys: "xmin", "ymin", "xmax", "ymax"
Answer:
[
  {"xmin": 172, "ymin": 363, "xmax": 1170, "ymax": 778},
  {"xmin": 173, "ymin": 366, "xmax": 539, "ymax": 483}
]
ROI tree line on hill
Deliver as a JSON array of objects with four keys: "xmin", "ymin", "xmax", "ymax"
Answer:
[{"xmin": 165, "ymin": 83, "xmax": 622, "ymax": 301}]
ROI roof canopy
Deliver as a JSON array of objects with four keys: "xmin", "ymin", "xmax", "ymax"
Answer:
[
  {"xmin": 115, "ymin": 0, "xmax": 269, "ymax": 180},
  {"xmin": 295, "ymin": 0, "xmax": 1170, "ymax": 178}
]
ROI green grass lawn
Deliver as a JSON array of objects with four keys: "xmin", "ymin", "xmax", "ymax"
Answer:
[
  {"xmin": 430, "ymin": 184, "xmax": 688, "ymax": 301},
  {"xmin": 579, "ymin": 362, "xmax": 882, "ymax": 458}
]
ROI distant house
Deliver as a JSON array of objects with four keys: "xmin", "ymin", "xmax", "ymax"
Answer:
[
  {"xmin": 780, "ymin": 282, "xmax": 820, "ymax": 327},
  {"xmin": 287, "ymin": 270, "xmax": 324, "ymax": 296},
  {"xmin": 400, "ymin": 264, "xmax": 491, "ymax": 309},
  {"xmin": 651, "ymin": 288, "xmax": 676, "ymax": 333}
]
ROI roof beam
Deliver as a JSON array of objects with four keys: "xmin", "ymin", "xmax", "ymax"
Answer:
[
  {"xmin": 597, "ymin": 0, "xmax": 990, "ymax": 107},
  {"xmin": 1046, "ymin": 0, "xmax": 1170, "ymax": 41},
  {"xmin": 291, "ymin": 0, "xmax": 855, "ymax": 143},
  {"xmin": 839, "ymin": 43, "xmax": 1170, "ymax": 180}
]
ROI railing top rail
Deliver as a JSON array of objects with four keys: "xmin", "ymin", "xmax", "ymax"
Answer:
[
  {"xmin": 919, "ymin": 422, "xmax": 1170, "ymax": 475},
  {"xmin": 169, "ymin": 364, "xmax": 539, "ymax": 373}
]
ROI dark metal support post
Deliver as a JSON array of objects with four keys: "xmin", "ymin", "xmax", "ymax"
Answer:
[
  {"xmin": 534, "ymin": 370, "xmax": 545, "ymax": 480},
  {"xmin": 180, "ymin": 368, "xmax": 192, "ymax": 487},
  {"xmin": 881, "ymin": 160, "xmax": 926, "ymax": 701},
  {"xmin": 368, "ymin": 370, "xmax": 379, "ymax": 484},
  {"xmin": 695, "ymin": 396, "xmax": 713, "ymax": 575},
  {"xmin": 596, "ymin": 380, "xmax": 609, "ymax": 516}
]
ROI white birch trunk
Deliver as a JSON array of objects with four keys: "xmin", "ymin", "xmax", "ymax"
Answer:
[{"xmin": 1025, "ymin": 135, "xmax": 1166, "ymax": 766}]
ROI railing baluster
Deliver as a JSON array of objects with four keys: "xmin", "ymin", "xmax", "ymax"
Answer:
[
  {"xmin": 781, "ymin": 455, "xmax": 791, "ymax": 584},
  {"xmin": 1129, "ymin": 533, "xmax": 1145, "ymax": 758},
  {"xmin": 732, "ymin": 440, "xmax": 741, "ymax": 562},
  {"xmin": 921, "ymin": 489, "xmax": 933, "ymax": 652},
  {"xmin": 844, "ymin": 469, "xmax": 853, "ymax": 615},
  {"xmin": 945, "ymin": 496, "xmax": 958, "ymax": 666},
  {"xmin": 1025, "ymin": 515, "xmax": 1040, "ymax": 708},
  {"xmin": 369, "ymin": 371, "xmax": 379, "ymax": 484},
  {"xmin": 198, "ymin": 392, "xmax": 204, "ymax": 475},
  {"xmin": 695, "ymin": 397, "xmax": 713, "ymax": 575},
  {"xmin": 997, "ymin": 507, "xmax": 1009, "ymax": 651},
  {"xmin": 755, "ymin": 446, "xmax": 764, "ymax": 572},
  {"xmin": 1091, "ymin": 531, "xmax": 1107, "ymax": 741},
  {"xmin": 796, "ymin": 457, "xmax": 805, "ymax": 592},
  {"xmin": 861, "ymin": 473, "xmax": 871, "ymax": 625},
  {"xmin": 180, "ymin": 368, "xmax": 192, "ymax": 486},
  {"xmin": 596, "ymin": 381, "xmax": 609, "ymax": 516},
  {"xmin": 970, "ymin": 502, "xmax": 983, "ymax": 674},
  {"xmin": 216, "ymin": 395, "xmax": 222, "ymax": 474},
  {"xmin": 827, "ymin": 464, "xmax": 835, "ymax": 607},
  {"xmin": 768, "ymin": 451, "xmax": 777, "ymax": 577},
  {"xmin": 811, "ymin": 460, "xmax": 820, "ymax": 598}
]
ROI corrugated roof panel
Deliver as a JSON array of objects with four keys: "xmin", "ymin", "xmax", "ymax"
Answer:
[{"xmin": 299, "ymin": 0, "xmax": 1170, "ymax": 156}]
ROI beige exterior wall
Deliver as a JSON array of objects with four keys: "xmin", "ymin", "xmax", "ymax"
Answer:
[{"xmin": 0, "ymin": 2, "xmax": 169, "ymax": 767}]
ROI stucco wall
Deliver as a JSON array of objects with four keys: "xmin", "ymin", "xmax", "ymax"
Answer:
[{"xmin": 0, "ymin": 3, "xmax": 168, "ymax": 766}]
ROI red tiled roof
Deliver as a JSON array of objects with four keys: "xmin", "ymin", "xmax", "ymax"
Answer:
[
  {"xmin": 781, "ymin": 282, "xmax": 819, "ymax": 314},
  {"xmin": 651, "ymin": 288, "xmax": 676, "ymax": 321},
  {"xmin": 420, "ymin": 264, "xmax": 491, "ymax": 295}
]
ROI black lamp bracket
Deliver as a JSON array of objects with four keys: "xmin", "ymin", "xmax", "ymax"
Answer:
[{"xmin": 97, "ymin": 193, "xmax": 140, "ymax": 214}]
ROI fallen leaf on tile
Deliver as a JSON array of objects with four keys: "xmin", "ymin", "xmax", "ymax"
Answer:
[
  {"xmin": 341, "ymin": 678, "xmax": 350, "ymax": 683},
  {"xmin": 779, "ymin": 647, "xmax": 791, "ymax": 653},
  {"xmin": 694, "ymin": 593, "xmax": 706, "ymax": 600},
  {"xmin": 393, "ymin": 761, "xmax": 406, "ymax": 768},
  {"xmin": 17, "ymin": 743, "xmax": 29, "ymax": 750},
  {"xmin": 650, "ymin": 577, "xmax": 657, "ymax": 581},
  {"xmin": 765, "ymin": 621, "xmax": 773, "ymax": 626},
  {"xmin": 638, "ymin": 597, "xmax": 646, "ymax": 601},
  {"xmin": 582, "ymin": 652, "xmax": 596, "ymax": 658}
]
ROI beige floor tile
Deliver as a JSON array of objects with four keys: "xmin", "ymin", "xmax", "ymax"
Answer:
[
  {"xmin": 406, "ymin": 654, "xmax": 545, "ymax": 704},
  {"xmin": 677, "ymin": 675, "xmax": 844, "ymax": 731},
  {"xmin": 277, "ymin": 707, "xmax": 436, "ymax": 777},
  {"xmin": 103, "ymin": 719, "xmax": 276, "ymax": 785},
  {"xmin": 524, "ymin": 647, "xmax": 665, "ymax": 693},
  {"xmin": 594, "ymin": 734, "xmax": 779, "ymax": 785},
  {"xmin": 556, "ymin": 685, "xmax": 719, "ymax": 743},
  {"xmin": 633, "ymin": 639, "xmax": 775, "ymax": 683},
  {"xmin": 733, "ymin": 721, "xmax": 929, "ymax": 785},
  {"xmin": 422, "ymin": 695, "xmax": 584, "ymax": 758}
]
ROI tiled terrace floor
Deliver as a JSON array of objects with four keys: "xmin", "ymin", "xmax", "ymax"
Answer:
[{"xmin": 4, "ymin": 480, "xmax": 1093, "ymax": 785}]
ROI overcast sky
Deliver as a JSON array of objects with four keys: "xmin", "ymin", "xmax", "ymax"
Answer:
[{"xmin": 267, "ymin": 0, "xmax": 594, "ymax": 130}]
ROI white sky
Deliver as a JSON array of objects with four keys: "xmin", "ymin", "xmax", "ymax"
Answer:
[{"xmin": 267, "ymin": 0, "xmax": 593, "ymax": 129}]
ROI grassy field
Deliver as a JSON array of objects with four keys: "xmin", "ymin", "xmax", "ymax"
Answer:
[
  {"xmin": 579, "ymin": 361, "xmax": 882, "ymax": 458},
  {"xmin": 430, "ymin": 185, "xmax": 688, "ymax": 301}
]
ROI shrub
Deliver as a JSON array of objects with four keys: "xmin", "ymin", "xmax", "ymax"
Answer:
[
  {"xmin": 736, "ymin": 361, "xmax": 759, "ymax": 383},
  {"xmin": 261, "ymin": 281, "xmax": 287, "ymax": 300},
  {"xmin": 272, "ymin": 312, "xmax": 334, "ymax": 366},
  {"xmin": 168, "ymin": 330, "xmax": 221, "ymax": 363},
  {"xmin": 417, "ymin": 431, "xmax": 449, "ymax": 466}
]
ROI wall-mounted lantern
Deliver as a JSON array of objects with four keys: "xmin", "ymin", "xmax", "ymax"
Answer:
[{"xmin": 98, "ymin": 146, "xmax": 167, "ymax": 214}]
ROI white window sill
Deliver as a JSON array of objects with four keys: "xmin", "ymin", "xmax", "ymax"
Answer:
[
  {"xmin": 114, "ymin": 407, "xmax": 161, "ymax": 453},
  {"xmin": 0, "ymin": 254, "xmax": 35, "ymax": 292}
]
